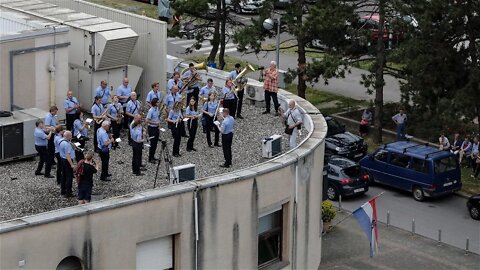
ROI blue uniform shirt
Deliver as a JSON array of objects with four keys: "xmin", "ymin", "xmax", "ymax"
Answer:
[
  {"xmin": 164, "ymin": 93, "xmax": 182, "ymax": 110},
  {"xmin": 199, "ymin": 85, "xmax": 214, "ymax": 99},
  {"xmin": 91, "ymin": 103, "xmax": 104, "ymax": 117},
  {"xmin": 73, "ymin": 119, "xmax": 88, "ymax": 138},
  {"xmin": 64, "ymin": 97, "xmax": 79, "ymax": 115},
  {"xmin": 222, "ymin": 87, "xmax": 236, "ymax": 100},
  {"xmin": 202, "ymin": 101, "xmax": 218, "ymax": 115},
  {"xmin": 186, "ymin": 106, "xmax": 199, "ymax": 117},
  {"xmin": 45, "ymin": 113, "xmax": 58, "ymax": 127},
  {"xmin": 130, "ymin": 124, "xmax": 143, "ymax": 143},
  {"xmin": 54, "ymin": 133, "xmax": 63, "ymax": 153},
  {"xmin": 229, "ymin": 70, "xmax": 239, "ymax": 80},
  {"xmin": 97, "ymin": 127, "xmax": 111, "ymax": 150},
  {"xmin": 168, "ymin": 110, "xmax": 182, "ymax": 122},
  {"xmin": 146, "ymin": 90, "xmax": 162, "ymax": 104},
  {"xmin": 167, "ymin": 79, "xmax": 182, "ymax": 94},
  {"xmin": 117, "ymin": 84, "xmax": 132, "ymax": 103},
  {"xmin": 221, "ymin": 115, "xmax": 235, "ymax": 134},
  {"xmin": 108, "ymin": 103, "xmax": 122, "ymax": 118},
  {"xmin": 34, "ymin": 128, "xmax": 48, "ymax": 146},
  {"xmin": 59, "ymin": 139, "xmax": 75, "ymax": 160},
  {"xmin": 146, "ymin": 107, "xmax": 160, "ymax": 127},
  {"xmin": 126, "ymin": 100, "xmax": 141, "ymax": 115},
  {"xmin": 95, "ymin": 86, "xmax": 111, "ymax": 105}
]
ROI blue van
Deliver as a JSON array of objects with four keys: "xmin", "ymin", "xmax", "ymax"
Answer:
[{"xmin": 359, "ymin": 141, "xmax": 462, "ymax": 201}]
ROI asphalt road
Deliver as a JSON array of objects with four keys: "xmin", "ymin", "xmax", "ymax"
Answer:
[{"xmin": 339, "ymin": 185, "xmax": 480, "ymax": 255}]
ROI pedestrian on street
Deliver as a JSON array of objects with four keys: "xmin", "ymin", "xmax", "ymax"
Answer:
[{"xmin": 392, "ymin": 109, "xmax": 407, "ymax": 141}]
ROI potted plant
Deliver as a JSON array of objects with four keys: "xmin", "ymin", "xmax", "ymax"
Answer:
[{"xmin": 322, "ymin": 200, "xmax": 336, "ymax": 233}]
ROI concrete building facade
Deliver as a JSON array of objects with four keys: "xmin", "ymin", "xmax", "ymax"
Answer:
[
  {"xmin": 0, "ymin": 7, "xmax": 69, "ymax": 119},
  {"xmin": 0, "ymin": 88, "xmax": 327, "ymax": 269}
]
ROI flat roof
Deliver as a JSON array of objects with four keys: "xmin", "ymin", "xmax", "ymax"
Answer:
[
  {"xmin": 1, "ymin": 0, "xmax": 130, "ymax": 33},
  {"xmin": 0, "ymin": 7, "xmax": 68, "ymax": 41}
]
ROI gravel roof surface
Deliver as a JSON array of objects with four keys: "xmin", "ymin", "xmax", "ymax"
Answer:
[{"xmin": 0, "ymin": 103, "xmax": 307, "ymax": 221}]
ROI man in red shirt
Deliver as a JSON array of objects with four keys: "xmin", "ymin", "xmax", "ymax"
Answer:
[{"xmin": 262, "ymin": 61, "xmax": 280, "ymax": 116}]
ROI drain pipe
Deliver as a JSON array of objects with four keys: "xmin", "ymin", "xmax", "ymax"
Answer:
[
  {"xmin": 291, "ymin": 164, "xmax": 299, "ymax": 268},
  {"xmin": 193, "ymin": 186, "xmax": 200, "ymax": 270},
  {"xmin": 9, "ymin": 42, "xmax": 70, "ymax": 111},
  {"xmin": 48, "ymin": 25, "xmax": 57, "ymax": 107}
]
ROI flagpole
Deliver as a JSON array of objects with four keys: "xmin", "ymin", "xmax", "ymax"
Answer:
[{"xmin": 328, "ymin": 192, "xmax": 386, "ymax": 230}]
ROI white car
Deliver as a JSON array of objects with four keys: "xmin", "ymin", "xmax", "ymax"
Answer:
[{"xmin": 226, "ymin": 0, "xmax": 265, "ymax": 14}]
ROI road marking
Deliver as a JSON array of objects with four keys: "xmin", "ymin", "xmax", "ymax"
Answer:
[
  {"xmin": 170, "ymin": 39, "xmax": 197, "ymax": 45},
  {"xmin": 203, "ymin": 46, "xmax": 238, "ymax": 55}
]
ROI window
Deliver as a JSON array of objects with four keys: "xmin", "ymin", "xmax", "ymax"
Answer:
[
  {"xmin": 258, "ymin": 209, "xmax": 282, "ymax": 268},
  {"xmin": 434, "ymin": 156, "xmax": 457, "ymax": 175},
  {"xmin": 136, "ymin": 235, "xmax": 174, "ymax": 270},
  {"xmin": 389, "ymin": 152, "xmax": 410, "ymax": 168},
  {"xmin": 411, "ymin": 158, "xmax": 429, "ymax": 174},
  {"xmin": 374, "ymin": 150, "xmax": 389, "ymax": 162},
  {"xmin": 56, "ymin": 256, "xmax": 84, "ymax": 270}
]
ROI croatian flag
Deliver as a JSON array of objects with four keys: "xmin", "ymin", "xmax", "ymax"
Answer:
[{"xmin": 353, "ymin": 197, "xmax": 379, "ymax": 257}]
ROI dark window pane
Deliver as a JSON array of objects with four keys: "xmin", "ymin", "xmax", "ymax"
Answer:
[
  {"xmin": 374, "ymin": 150, "xmax": 388, "ymax": 162},
  {"xmin": 258, "ymin": 232, "xmax": 281, "ymax": 266},
  {"xmin": 389, "ymin": 153, "xmax": 410, "ymax": 168},
  {"xmin": 434, "ymin": 156, "xmax": 457, "ymax": 174},
  {"xmin": 411, "ymin": 158, "xmax": 429, "ymax": 174}
]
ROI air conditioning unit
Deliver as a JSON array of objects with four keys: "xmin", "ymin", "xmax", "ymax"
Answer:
[
  {"xmin": 174, "ymin": 163, "xmax": 196, "ymax": 182},
  {"xmin": 245, "ymin": 81, "xmax": 264, "ymax": 102},
  {"xmin": 262, "ymin": 135, "xmax": 282, "ymax": 158}
]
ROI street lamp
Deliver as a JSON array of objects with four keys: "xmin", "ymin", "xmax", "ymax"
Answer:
[{"xmin": 263, "ymin": 17, "xmax": 281, "ymax": 70}]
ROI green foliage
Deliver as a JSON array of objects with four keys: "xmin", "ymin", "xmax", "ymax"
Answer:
[{"xmin": 322, "ymin": 200, "xmax": 337, "ymax": 222}]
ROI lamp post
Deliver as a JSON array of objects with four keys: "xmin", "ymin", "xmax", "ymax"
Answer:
[{"xmin": 263, "ymin": 17, "xmax": 281, "ymax": 69}]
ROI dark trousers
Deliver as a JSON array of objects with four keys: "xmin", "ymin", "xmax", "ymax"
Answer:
[
  {"xmin": 73, "ymin": 137, "xmax": 87, "ymax": 162},
  {"xmin": 125, "ymin": 116, "xmax": 132, "ymax": 144},
  {"xmin": 236, "ymin": 90, "xmax": 244, "ymax": 117},
  {"xmin": 205, "ymin": 115, "xmax": 219, "ymax": 146},
  {"xmin": 187, "ymin": 87, "xmax": 199, "ymax": 103},
  {"xmin": 60, "ymin": 158, "xmax": 73, "ymax": 196},
  {"xmin": 55, "ymin": 153, "xmax": 62, "ymax": 184},
  {"xmin": 66, "ymin": 113, "xmax": 75, "ymax": 131},
  {"xmin": 148, "ymin": 126, "xmax": 159, "ymax": 161},
  {"xmin": 99, "ymin": 150, "xmax": 110, "ymax": 180},
  {"xmin": 224, "ymin": 98, "xmax": 238, "ymax": 119},
  {"xmin": 159, "ymin": 16, "xmax": 169, "ymax": 23},
  {"xmin": 187, "ymin": 119, "xmax": 198, "ymax": 150},
  {"xmin": 35, "ymin": 145, "xmax": 51, "ymax": 176},
  {"xmin": 171, "ymin": 125, "xmax": 182, "ymax": 155},
  {"xmin": 122, "ymin": 105, "xmax": 128, "ymax": 129},
  {"xmin": 132, "ymin": 141, "xmax": 143, "ymax": 173},
  {"xmin": 222, "ymin": 133, "xmax": 233, "ymax": 166},
  {"xmin": 48, "ymin": 136, "xmax": 55, "ymax": 165},
  {"xmin": 264, "ymin": 91, "xmax": 279, "ymax": 113},
  {"xmin": 111, "ymin": 121, "xmax": 120, "ymax": 148},
  {"xmin": 94, "ymin": 123, "xmax": 101, "ymax": 151}
]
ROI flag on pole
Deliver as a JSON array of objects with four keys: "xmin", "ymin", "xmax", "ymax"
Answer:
[{"xmin": 353, "ymin": 197, "xmax": 379, "ymax": 257}]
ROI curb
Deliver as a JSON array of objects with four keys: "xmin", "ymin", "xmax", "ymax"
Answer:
[{"xmin": 454, "ymin": 191, "xmax": 472, "ymax": 199}]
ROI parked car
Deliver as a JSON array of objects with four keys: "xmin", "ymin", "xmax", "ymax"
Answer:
[
  {"xmin": 226, "ymin": 0, "xmax": 264, "ymax": 14},
  {"xmin": 324, "ymin": 156, "xmax": 369, "ymax": 200},
  {"xmin": 324, "ymin": 116, "xmax": 368, "ymax": 160},
  {"xmin": 467, "ymin": 194, "xmax": 480, "ymax": 220},
  {"xmin": 360, "ymin": 141, "xmax": 462, "ymax": 201}
]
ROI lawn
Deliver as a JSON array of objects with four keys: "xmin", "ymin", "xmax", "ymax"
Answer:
[
  {"xmin": 262, "ymin": 42, "xmax": 325, "ymax": 59},
  {"xmin": 352, "ymin": 59, "xmax": 405, "ymax": 72},
  {"xmin": 284, "ymin": 84, "xmax": 368, "ymax": 115}
]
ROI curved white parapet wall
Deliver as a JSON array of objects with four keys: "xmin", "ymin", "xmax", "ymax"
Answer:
[{"xmin": 0, "ymin": 61, "xmax": 327, "ymax": 270}]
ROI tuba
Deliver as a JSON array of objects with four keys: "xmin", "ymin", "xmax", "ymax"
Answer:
[
  {"xmin": 233, "ymin": 63, "xmax": 255, "ymax": 92},
  {"xmin": 180, "ymin": 60, "xmax": 208, "ymax": 91}
]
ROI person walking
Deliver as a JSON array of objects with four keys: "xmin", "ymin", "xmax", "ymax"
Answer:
[
  {"xmin": 262, "ymin": 61, "xmax": 280, "ymax": 116},
  {"xmin": 392, "ymin": 109, "xmax": 407, "ymax": 141},
  {"xmin": 282, "ymin": 100, "xmax": 303, "ymax": 149}
]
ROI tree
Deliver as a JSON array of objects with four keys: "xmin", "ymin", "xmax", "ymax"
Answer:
[
  {"xmin": 171, "ymin": 0, "xmax": 243, "ymax": 68},
  {"xmin": 397, "ymin": 0, "xmax": 480, "ymax": 134},
  {"xmin": 234, "ymin": 0, "xmax": 357, "ymax": 98}
]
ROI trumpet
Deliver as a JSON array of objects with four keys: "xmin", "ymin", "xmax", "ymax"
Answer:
[{"xmin": 95, "ymin": 109, "xmax": 108, "ymax": 124}]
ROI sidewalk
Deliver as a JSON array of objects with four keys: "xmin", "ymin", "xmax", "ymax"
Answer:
[{"xmin": 320, "ymin": 211, "xmax": 480, "ymax": 270}]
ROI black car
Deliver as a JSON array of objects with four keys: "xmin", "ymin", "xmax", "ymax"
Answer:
[
  {"xmin": 467, "ymin": 194, "xmax": 480, "ymax": 220},
  {"xmin": 325, "ymin": 116, "xmax": 368, "ymax": 160},
  {"xmin": 324, "ymin": 156, "xmax": 369, "ymax": 200}
]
